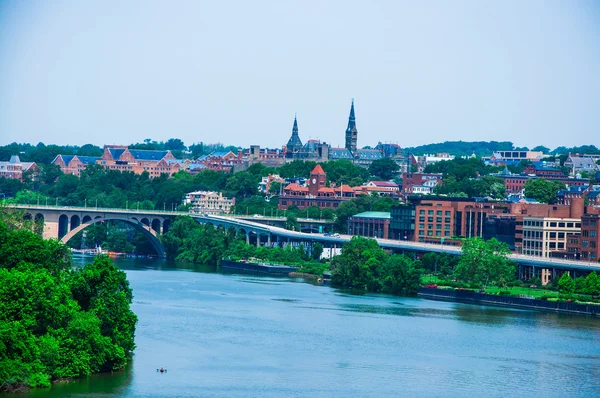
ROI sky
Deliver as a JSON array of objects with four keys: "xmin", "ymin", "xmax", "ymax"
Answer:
[{"xmin": 0, "ymin": 0, "xmax": 599, "ymax": 150}]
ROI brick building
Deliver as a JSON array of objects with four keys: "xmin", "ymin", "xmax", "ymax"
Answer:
[
  {"xmin": 0, "ymin": 155, "xmax": 37, "ymax": 181},
  {"xmin": 98, "ymin": 145, "xmax": 180, "ymax": 177},
  {"xmin": 52, "ymin": 155, "xmax": 100, "ymax": 177},
  {"xmin": 278, "ymin": 165, "xmax": 359, "ymax": 210}
]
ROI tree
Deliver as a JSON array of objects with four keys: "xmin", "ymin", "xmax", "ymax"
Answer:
[
  {"xmin": 585, "ymin": 271, "xmax": 600, "ymax": 296},
  {"xmin": 557, "ymin": 272, "xmax": 575, "ymax": 296},
  {"xmin": 453, "ymin": 237, "xmax": 515, "ymax": 290},
  {"xmin": 380, "ymin": 254, "xmax": 422, "ymax": 295},
  {"xmin": 368, "ymin": 158, "xmax": 399, "ymax": 180},
  {"xmin": 523, "ymin": 179, "xmax": 564, "ymax": 204},
  {"xmin": 532, "ymin": 145, "xmax": 550, "ymax": 153},
  {"xmin": 312, "ymin": 242, "xmax": 324, "ymax": 261}
]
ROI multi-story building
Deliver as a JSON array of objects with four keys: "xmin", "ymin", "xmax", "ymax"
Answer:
[
  {"xmin": 194, "ymin": 151, "xmax": 243, "ymax": 172},
  {"xmin": 521, "ymin": 217, "xmax": 581, "ymax": 257},
  {"xmin": 492, "ymin": 168, "xmax": 587, "ymax": 194},
  {"xmin": 489, "ymin": 150, "xmax": 545, "ymax": 165},
  {"xmin": 579, "ymin": 214, "xmax": 600, "ymax": 261},
  {"xmin": 0, "ymin": 155, "xmax": 37, "ymax": 181},
  {"xmin": 98, "ymin": 145, "xmax": 180, "ymax": 177},
  {"xmin": 52, "ymin": 155, "xmax": 100, "ymax": 177},
  {"xmin": 258, "ymin": 174, "xmax": 286, "ymax": 194},
  {"xmin": 564, "ymin": 154, "xmax": 598, "ymax": 176},
  {"xmin": 348, "ymin": 211, "xmax": 391, "ymax": 239},
  {"xmin": 401, "ymin": 172, "xmax": 443, "ymax": 196},
  {"xmin": 389, "ymin": 204, "xmax": 415, "ymax": 241},
  {"xmin": 184, "ymin": 191, "xmax": 235, "ymax": 215},
  {"xmin": 278, "ymin": 165, "xmax": 359, "ymax": 210}
]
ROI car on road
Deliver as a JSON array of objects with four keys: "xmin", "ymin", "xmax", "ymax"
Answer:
[
  {"xmin": 332, "ymin": 233, "xmax": 340, "ymax": 238},
  {"xmin": 324, "ymin": 232, "xmax": 331, "ymax": 237}
]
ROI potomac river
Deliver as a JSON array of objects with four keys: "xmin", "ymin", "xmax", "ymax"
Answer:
[{"xmin": 18, "ymin": 257, "xmax": 600, "ymax": 398}]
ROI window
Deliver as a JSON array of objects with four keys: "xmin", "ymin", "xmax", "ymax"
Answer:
[
  {"xmin": 558, "ymin": 222, "xmax": 565, "ymax": 228},
  {"xmin": 436, "ymin": 217, "xmax": 442, "ymax": 223},
  {"xmin": 576, "ymin": 223, "xmax": 581, "ymax": 228},
  {"xmin": 549, "ymin": 222, "xmax": 557, "ymax": 228},
  {"xmin": 445, "ymin": 211, "xmax": 451, "ymax": 216},
  {"xmin": 445, "ymin": 218, "xmax": 450, "ymax": 223},
  {"xmin": 444, "ymin": 231, "xmax": 450, "ymax": 237},
  {"xmin": 428, "ymin": 217, "xmax": 434, "ymax": 222},
  {"xmin": 583, "ymin": 240, "xmax": 589, "ymax": 248},
  {"xmin": 419, "ymin": 230, "xmax": 424, "ymax": 236},
  {"xmin": 419, "ymin": 224, "xmax": 424, "ymax": 229},
  {"xmin": 436, "ymin": 210, "xmax": 442, "ymax": 216},
  {"xmin": 419, "ymin": 216, "xmax": 425, "ymax": 222},
  {"xmin": 420, "ymin": 210, "xmax": 425, "ymax": 215},
  {"xmin": 445, "ymin": 225, "xmax": 450, "ymax": 230},
  {"xmin": 549, "ymin": 232, "xmax": 556, "ymax": 239},
  {"xmin": 428, "ymin": 210, "xmax": 434, "ymax": 215},
  {"xmin": 567, "ymin": 223, "xmax": 573, "ymax": 228},
  {"xmin": 558, "ymin": 232, "xmax": 565, "ymax": 239},
  {"xmin": 436, "ymin": 224, "xmax": 441, "ymax": 230},
  {"xmin": 427, "ymin": 231, "xmax": 433, "ymax": 236},
  {"xmin": 436, "ymin": 231, "xmax": 441, "ymax": 236},
  {"xmin": 428, "ymin": 224, "xmax": 433, "ymax": 230},
  {"xmin": 591, "ymin": 231, "xmax": 597, "ymax": 238}
]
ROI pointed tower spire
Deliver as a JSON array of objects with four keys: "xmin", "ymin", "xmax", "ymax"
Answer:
[
  {"xmin": 286, "ymin": 113, "xmax": 303, "ymax": 156},
  {"xmin": 345, "ymin": 99, "xmax": 358, "ymax": 154}
]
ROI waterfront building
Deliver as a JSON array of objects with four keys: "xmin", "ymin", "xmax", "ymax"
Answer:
[
  {"xmin": 348, "ymin": 211, "xmax": 391, "ymax": 239},
  {"xmin": 184, "ymin": 191, "xmax": 235, "ymax": 215},
  {"xmin": 521, "ymin": 217, "xmax": 581, "ymax": 257},
  {"xmin": 0, "ymin": 155, "xmax": 37, "ymax": 181}
]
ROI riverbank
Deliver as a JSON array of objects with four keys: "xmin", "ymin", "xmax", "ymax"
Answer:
[{"xmin": 418, "ymin": 287, "xmax": 600, "ymax": 316}]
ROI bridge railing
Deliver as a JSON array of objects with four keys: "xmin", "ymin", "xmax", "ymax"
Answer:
[{"xmin": 10, "ymin": 204, "xmax": 188, "ymax": 215}]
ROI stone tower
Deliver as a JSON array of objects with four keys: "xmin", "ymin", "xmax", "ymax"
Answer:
[
  {"xmin": 286, "ymin": 114, "xmax": 303, "ymax": 154},
  {"xmin": 345, "ymin": 99, "xmax": 358, "ymax": 154}
]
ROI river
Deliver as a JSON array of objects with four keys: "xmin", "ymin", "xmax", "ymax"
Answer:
[{"xmin": 16, "ymin": 256, "xmax": 600, "ymax": 398}]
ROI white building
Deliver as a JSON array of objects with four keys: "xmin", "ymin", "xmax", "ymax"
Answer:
[
  {"xmin": 184, "ymin": 191, "xmax": 235, "ymax": 215},
  {"xmin": 522, "ymin": 217, "xmax": 581, "ymax": 257}
]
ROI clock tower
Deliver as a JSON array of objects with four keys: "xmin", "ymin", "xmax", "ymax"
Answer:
[{"xmin": 308, "ymin": 165, "xmax": 326, "ymax": 196}]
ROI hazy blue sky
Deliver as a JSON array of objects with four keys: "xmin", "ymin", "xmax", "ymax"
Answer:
[{"xmin": 0, "ymin": 0, "xmax": 598, "ymax": 149}]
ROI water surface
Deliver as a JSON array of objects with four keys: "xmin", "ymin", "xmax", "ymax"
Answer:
[{"xmin": 17, "ymin": 257, "xmax": 600, "ymax": 397}]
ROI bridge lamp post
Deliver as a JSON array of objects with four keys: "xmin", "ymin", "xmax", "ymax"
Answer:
[
  {"xmin": 126, "ymin": 200, "xmax": 128, "ymax": 210},
  {"xmin": 45, "ymin": 197, "xmax": 48, "ymax": 206},
  {"xmin": 55, "ymin": 198, "xmax": 58, "ymax": 207},
  {"xmin": 37, "ymin": 195, "xmax": 40, "ymax": 205},
  {"xmin": 85, "ymin": 199, "xmax": 87, "ymax": 208},
  {"xmin": 95, "ymin": 199, "xmax": 98, "ymax": 209}
]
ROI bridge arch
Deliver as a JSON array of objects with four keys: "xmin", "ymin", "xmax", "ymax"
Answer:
[
  {"xmin": 151, "ymin": 218, "xmax": 161, "ymax": 233},
  {"xmin": 82, "ymin": 215, "xmax": 92, "ymax": 223},
  {"xmin": 61, "ymin": 216, "xmax": 165, "ymax": 258},
  {"xmin": 34, "ymin": 213, "xmax": 44, "ymax": 224},
  {"xmin": 140, "ymin": 218, "xmax": 150, "ymax": 226},
  {"xmin": 163, "ymin": 219, "xmax": 171, "ymax": 234},
  {"xmin": 70, "ymin": 215, "xmax": 81, "ymax": 230},
  {"xmin": 58, "ymin": 214, "xmax": 69, "ymax": 238}
]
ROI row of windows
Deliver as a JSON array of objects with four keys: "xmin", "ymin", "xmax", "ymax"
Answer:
[
  {"xmin": 582, "ymin": 230, "xmax": 598, "ymax": 238},
  {"xmin": 418, "ymin": 230, "xmax": 451, "ymax": 237},
  {"xmin": 419, "ymin": 224, "xmax": 451, "ymax": 230},
  {"xmin": 583, "ymin": 219, "xmax": 599, "ymax": 226},
  {"xmin": 418, "ymin": 217, "xmax": 451, "ymax": 223},
  {"xmin": 523, "ymin": 220, "xmax": 580, "ymax": 228},
  {"xmin": 419, "ymin": 210, "xmax": 452, "ymax": 216}
]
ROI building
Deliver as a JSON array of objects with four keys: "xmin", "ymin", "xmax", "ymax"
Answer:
[
  {"xmin": 492, "ymin": 167, "xmax": 587, "ymax": 194},
  {"xmin": 184, "ymin": 191, "xmax": 235, "ymax": 215},
  {"xmin": 194, "ymin": 151, "xmax": 243, "ymax": 172},
  {"xmin": 579, "ymin": 214, "xmax": 600, "ymax": 261},
  {"xmin": 258, "ymin": 174, "xmax": 286, "ymax": 194},
  {"xmin": 348, "ymin": 211, "xmax": 391, "ymax": 239},
  {"xmin": 52, "ymin": 155, "xmax": 100, "ymax": 177},
  {"xmin": 98, "ymin": 145, "xmax": 180, "ymax": 177},
  {"xmin": 564, "ymin": 154, "xmax": 598, "ymax": 175},
  {"xmin": 401, "ymin": 172, "xmax": 443, "ymax": 196},
  {"xmin": 416, "ymin": 153, "xmax": 455, "ymax": 170},
  {"xmin": 389, "ymin": 204, "xmax": 416, "ymax": 241},
  {"xmin": 278, "ymin": 165, "xmax": 359, "ymax": 210},
  {"xmin": 521, "ymin": 217, "xmax": 581, "ymax": 257},
  {"xmin": 285, "ymin": 115, "xmax": 303, "ymax": 157},
  {"xmin": 489, "ymin": 151, "xmax": 545, "ymax": 165},
  {"xmin": 345, "ymin": 99, "xmax": 358, "ymax": 154},
  {"xmin": 0, "ymin": 155, "xmax": 37, "ymax": 181}
]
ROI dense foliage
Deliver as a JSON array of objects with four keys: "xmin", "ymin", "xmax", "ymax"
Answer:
[
  {"xmin": 453, "ymin": 237, "xmax": 515, "ymax": 290},
  {"xmin": 0, "ymin": 219, "xmax": 137, "ymax": 391},
  {"xmin": 523, "ymin": 179, "xmax": 565, "ymax": 204},
  {"xmin": 406, "ymin": 141, "xmax": 514, "ymax": 157},
  {"xmin": 331, "ymin": 237, "xmax": 422, "ymax": 295}
]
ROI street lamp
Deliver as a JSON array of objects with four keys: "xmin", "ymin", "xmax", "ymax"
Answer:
[{"xmin": 85, "ymin": 199, "xmax": 87, "ymax": 208}]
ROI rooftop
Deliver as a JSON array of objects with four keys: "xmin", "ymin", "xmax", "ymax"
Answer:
[{"xmin": 350, "ymin": 211, "xmax": 391, "ymax": 219}]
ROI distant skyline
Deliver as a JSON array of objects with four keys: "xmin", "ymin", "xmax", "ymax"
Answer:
[{"xmin": 0, "ymin": 0, "xmax": 599, "ymax": 149}]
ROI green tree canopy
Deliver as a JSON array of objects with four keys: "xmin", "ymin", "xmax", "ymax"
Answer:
[
  {"xmin": 368, "ymin": 158, "xmax": 399, "ymax": 181},
  {"xmin": 453, "ymin": 237, "xmax": 515, "ymax": 290},
  {"xmin": 523, "ymin": 179, "xmax": 565, "ymax": 204}
]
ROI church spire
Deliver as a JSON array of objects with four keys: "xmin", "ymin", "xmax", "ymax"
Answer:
[
  {"xmin": 286, "ymin": 113, "xmax": 303, "ymax": 155},
  {"xmin": 345, "ymin": 99, "xmax": 358, "ymax": 154}
]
